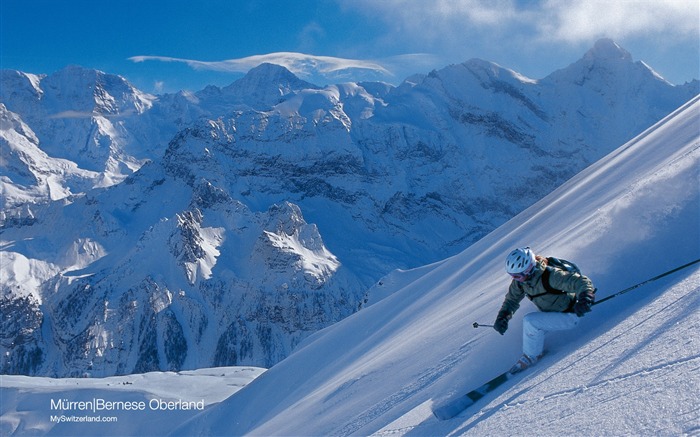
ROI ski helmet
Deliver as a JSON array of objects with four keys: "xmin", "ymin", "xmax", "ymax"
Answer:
[{"xmin": 505, "ymin": 247, "xmax": 536, "ymax": 274}]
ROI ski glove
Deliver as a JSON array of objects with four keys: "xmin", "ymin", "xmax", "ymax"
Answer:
[
  {"xmin": 494, "ymin": 310, "xmax": 511, "ymax": 335},
  {"xmin": 573, "ymin": 291, "xmax": 595, "ymax": 317}
]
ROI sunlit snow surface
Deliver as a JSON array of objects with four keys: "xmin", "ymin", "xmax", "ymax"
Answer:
[{"xmin": 0, "ymin": 367, "xmax": 265, "ymax": 436}]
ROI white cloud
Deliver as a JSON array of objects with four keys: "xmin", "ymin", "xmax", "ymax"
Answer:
[
  {"xmin": 342, "ymin": 0, "xmax": 698, "ymax": 46},
  {"xmin": 537, "ymin": 0, "xmax": 699, "ymax": 43},
  {"xmin": 129, "ymin": 52, "xmax": 392, "ymax": 79},
  {"xmin": 47, "ymin": 110, "xmax": 136, "ymax": 119},
  {"xmin": 341, "ymin": 0, "xmax": 520, "ymax": 46}
]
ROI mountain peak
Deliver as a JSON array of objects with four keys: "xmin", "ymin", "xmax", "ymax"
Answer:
[
  {"xmin": 43, "ymin": 65, "xmax": 153, "ymax": 111},
  {"xmin": 227, "ymin": 63, "xmax": 318, "ymax": 93},
  {"xmin": 246, "ymin": 62, "xmax": 302, "ymax": 80},
  {"xmin": 220, "ymin": 63, "xmax": 318, "ymax": 108},
  {"xmin": 584, "ymin": 38, "xmax": 633, "ymax": 62},
  {"xmin": 544, "ymin": 39, "xmax": 655, "ymax": 85}
]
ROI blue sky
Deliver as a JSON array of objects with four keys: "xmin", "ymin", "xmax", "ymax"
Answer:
[{"xmin": 1, "ymin": 0, "xmax": 698, "ymax": 94}]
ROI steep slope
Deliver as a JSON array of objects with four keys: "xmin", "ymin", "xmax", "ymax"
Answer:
[
  {"xmin": 0, "ymin": 104, "xmax": 98, "ymax": 216},
  {"xmin": 0, "ymin": 67, "xmax": 159, "ymax": 222},
  {"xmin": 0, "ymin": 67, "xmax": 155, "ymax": 176},
  {"xmin": 175, "ymin": 96, "xmax": 699, "ymax": 436}
]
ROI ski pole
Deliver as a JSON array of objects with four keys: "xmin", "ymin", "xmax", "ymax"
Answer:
[
  {"xmin": 593, "ymin": 257, "xmax": 700, "ymax": 306},
  {"xmin": 472, "ymin": 322, "xmax": 494, "ymax": 329}
]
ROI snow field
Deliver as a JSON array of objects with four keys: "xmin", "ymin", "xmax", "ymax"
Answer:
[{"xmin": 0, "ymin": 367, "xmax": 265, "ymax": 436}]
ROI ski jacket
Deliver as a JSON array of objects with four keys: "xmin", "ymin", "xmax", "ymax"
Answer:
[{"xmin": 499, "ymin": 257, "xmax": 595, "ymax": 315}]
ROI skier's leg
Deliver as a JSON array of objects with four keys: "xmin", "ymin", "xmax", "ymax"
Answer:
[{"xmin": 522, "ymin": 312, "xmax": 579, "ymax": 358}]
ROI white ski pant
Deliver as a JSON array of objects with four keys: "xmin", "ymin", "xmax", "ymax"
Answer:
[{"xmin": 522, "ymin": 312, "xmax": 579, "ymax": 358}]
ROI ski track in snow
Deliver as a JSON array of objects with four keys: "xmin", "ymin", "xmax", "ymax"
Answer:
[
  {"xmin": 332, "ymin": 337, "xmax": 480, "ymax": 436},
  {"xmin": 500, "ymin": 354, "xmax": 699, "ymax": 410},
  {"xmin": 463, "ymin": 273, "xmax": 700, "ymax": 436}
]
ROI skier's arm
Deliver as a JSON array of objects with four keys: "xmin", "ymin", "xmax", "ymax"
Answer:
[
  {"xmin": 493, "ymin": 282, "xmax": 525, "ymax": 334},
  {"xmin": 499, "ymin": 280, "xmax": 526, "ymax": 316}
]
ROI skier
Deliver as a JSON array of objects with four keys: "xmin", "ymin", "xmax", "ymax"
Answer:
[{"xmin": 493, "ymin": 247, "xmax": 596, "ymax": 373}]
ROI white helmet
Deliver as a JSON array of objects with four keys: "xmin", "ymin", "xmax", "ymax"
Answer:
[{"xmin": 505, "ymin": 247, "xmax": 536, "ymax": 274}]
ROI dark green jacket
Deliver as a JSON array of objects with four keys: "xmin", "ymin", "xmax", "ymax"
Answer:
[{"xmin": 499, "ymin": 257, "xmax": 595, "ymax": 315}]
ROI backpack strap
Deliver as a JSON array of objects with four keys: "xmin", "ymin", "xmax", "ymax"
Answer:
[
  {"xmin": 527, "ymin": 266, "xmax": 566, "ymax": 300},
  {"xmin": 541, "ymin": 267, "xmax": 563, "ymax": 294}
]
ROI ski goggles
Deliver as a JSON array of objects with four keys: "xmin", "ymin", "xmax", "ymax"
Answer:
[{"xmin": 510, "ymin": 263, "xmax": 535, "ymax": 282}]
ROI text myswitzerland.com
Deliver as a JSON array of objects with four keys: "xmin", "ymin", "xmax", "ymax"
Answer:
[{"xmin": 50, "ymin": 415, "xmax": 118, "ymax": 423}]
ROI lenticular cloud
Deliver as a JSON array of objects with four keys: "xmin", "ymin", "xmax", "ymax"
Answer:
[{"xmin": 129, "ymin": 52, "xmax": 391, "ymax": 79}]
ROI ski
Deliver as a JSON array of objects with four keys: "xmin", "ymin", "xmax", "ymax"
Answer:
[{"xmin": 432, "ymin": 370, "xmax": 514, "ymax": 420}]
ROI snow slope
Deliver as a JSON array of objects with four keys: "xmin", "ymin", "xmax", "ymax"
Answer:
[
  {"xmin": 174, "ymin": 95, "xmax": 700, "ymax": 436},
  {"xmin": 1, "ymin": 95, "xmax": 698, "ymax": 435},
  {"xmin": 0, "ymin": 367, "xmax": 265, "ymax": 436}
]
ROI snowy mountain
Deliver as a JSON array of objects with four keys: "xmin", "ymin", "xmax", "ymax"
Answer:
[
  {"xmin": 1, "ymin": 39, "xmax": 698, "ymax": 377},
  {"xmin": 2, "ymin": 89, "xmax": 697, "ymax": 437},
  {"xmin": 0, "ymin": 103, "xmax": 98, "ymax": 217},
  {"xmin": 0, "ymin": 67, "xmax": 156, "ymax": 183},
  {"xmin": 175, "ymin": 93, "xmax": 700, "ymax": 437}
]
